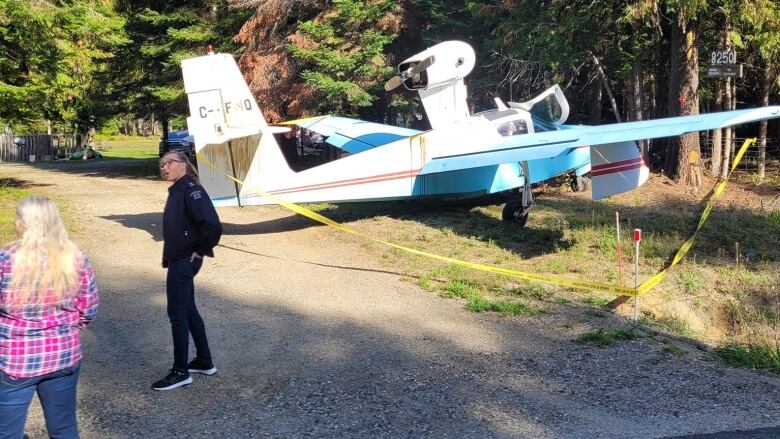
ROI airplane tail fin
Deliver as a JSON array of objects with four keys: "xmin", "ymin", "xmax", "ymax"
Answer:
[
  {"xmin": 589, "ymin": 141, "xmax": 650, "ymax": 200},
  {"xmin": 181, "ymin": 53, "xmax": 292, "ymax": 206}
]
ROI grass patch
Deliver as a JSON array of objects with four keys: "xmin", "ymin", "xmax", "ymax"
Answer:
[
  {"xmin": 0, "ymin": 179, "xmax": 30, "ymax": 244},
  {"xmin": 577, "ymin": 328, "xmax": 638, "ymax": 347},
  {"xmin": 506, "ymin": 283, "xmax": 552, "ymax": 300},
  {"xmin": 442, "ymin": 279, "xmax": 480, "ymax": 299},
  {"xmin": 714, "ymin": 342, "xmax": 780, "ymax": 374},
  {"xmin": 653, "ymin": 315, "xmax": 697, "ymax": 337},
  {"xmin": 99, "ymin": 137, "xmax": 159, "ymax": 159},
  {"xmin": 467, "ymin": 297, "xmax": 541, "ymax": 316},
  {"xmin": 323, "ymin": 177, "xmax": 777, "ymax": 357},
  {"xmin": 584, "ymin": 294, "xmax": 610, "ymax": 307},
  {"xmin": 677, "ymin": 270, "xmax": 706, "ymax": 294}
]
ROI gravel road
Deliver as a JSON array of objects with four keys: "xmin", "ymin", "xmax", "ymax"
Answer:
[{"xmin": 3, "ymin": 159, "xmax": 778, "ymax": 439}]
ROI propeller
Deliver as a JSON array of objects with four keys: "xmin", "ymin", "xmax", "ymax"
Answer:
[{"xmin": 384, "ymin": 55, "xmax": 436, "ymax": 91}]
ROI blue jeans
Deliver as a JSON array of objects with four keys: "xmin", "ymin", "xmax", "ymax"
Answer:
[
  {"xmin": 0, "ymin": 364, "xmax": 80, "ymax": 439},
  {"xmin": 167, "ymin": 257, "xmax": 212, "ymax": 372}
]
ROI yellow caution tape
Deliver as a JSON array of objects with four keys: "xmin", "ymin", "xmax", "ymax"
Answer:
[
  {"xmin": 196, "ymin": 138, "xmax": 755, "ymax": 298},
  {"xmin": 636, "ymin": 137, "xmax": 755, "ymax": 295},
  {"xmin": 276, "ymin": 115, "xmax": 329, "ymax": 126}
]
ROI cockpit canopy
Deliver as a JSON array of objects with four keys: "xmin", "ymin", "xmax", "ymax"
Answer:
[
  {"xmin": 473, "ymin": 84, "xmax": 570, "ymax": 137},
  {"xmin": 508, "ymin": 84, "xmax": 569, "ymax": 126}
]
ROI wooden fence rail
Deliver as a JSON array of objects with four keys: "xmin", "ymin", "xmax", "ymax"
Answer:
[{"xmin": 0, "ymin": 134, "xmax": 55, "ymax": 163}]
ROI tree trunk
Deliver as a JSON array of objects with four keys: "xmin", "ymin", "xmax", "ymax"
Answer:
[
  {"xmin": 666, "ymin": 11, "xmax": 701, "ymax": 188},
  {"xmin": 588, "ymin": 79, "xmax": 602, "ymax": 124},
  {"xmin": 631, "ymin": 59, "xmax": 648, "ymax": 163},
  {"xmin": 711, "ymin": 80, "xmax": 723, "ymax": 176},
  {"xmin": 730, "ymin": 80, "xmax": 737, "ymax": 160},
  {"xmin": 758, "ymin": 66, "xmax": 770, "ymax": 180},
  {"xmin": 161, "ymin": 116, "xmax": 169, "ymax": 142},
  {"xmin": 721, "ymin": 77, "xmax": 732, "ymax": 179},
  {"xmin": 592, "ymin": 55, "xmax": 622, "ymax": 122}
]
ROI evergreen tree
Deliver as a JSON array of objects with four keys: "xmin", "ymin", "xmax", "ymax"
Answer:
[{"xmin": 111, "ymin": 0, "xmax": 248, "ymax": 136}]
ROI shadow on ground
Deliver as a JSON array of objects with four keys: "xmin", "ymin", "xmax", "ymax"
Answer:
[
  {"xmin": 101, "ymin": 184, "xmax": 780, "ymax": 265},
  {"xmin": 57, "ymin": 263, "xmax": 780, "ymax": 439},
  {"xmin": 24, "ymin": 157, "xmax": 161, "ymax": 180}
]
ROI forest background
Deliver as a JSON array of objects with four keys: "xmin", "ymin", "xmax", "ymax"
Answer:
[{"xmin": 1, "ymin": 0, "xmax": 780, "ymax": 185}]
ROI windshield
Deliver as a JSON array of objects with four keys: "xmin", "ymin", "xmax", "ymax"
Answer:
[
  {"xmin": 530, "ymin": 114, "xmax": 558, "ymax": 133},
  {"xmin": 530, "ymin": 94, "xmax": 563, "ymax": 124}
]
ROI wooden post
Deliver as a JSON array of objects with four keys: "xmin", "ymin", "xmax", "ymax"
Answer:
[
  {"xmin": 633, "ymin": 229, "xmax": 642, "ymax": 321},
  {"xmin": 616, "ymin": 212, "xmax": 625, "ymax": 308}
]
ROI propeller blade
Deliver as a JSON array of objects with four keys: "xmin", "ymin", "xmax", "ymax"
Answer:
[
  {"xmin": 384, "ymin": 76, "xmax": 403, "ymax": 91},
  {"xmin": 384, "ymin": 55, "xmax": 436, "ymax": 92},
  {"xmin": 407, "ymin": 55, "xmax": 435, "ymax": 78}
]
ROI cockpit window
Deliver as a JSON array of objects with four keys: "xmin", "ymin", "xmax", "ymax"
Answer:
[{"xmin": 496, "ymin": 119, "xmax": 529, "ymax": 137}]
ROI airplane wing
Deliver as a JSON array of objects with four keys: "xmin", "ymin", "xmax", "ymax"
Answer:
[
  {"xmin": 576, "ymin": 106, "xmax": 780, "ymax": 146},
  {"xmin": 419, "ymin": 106, "xmax": 780, "ymax": 199},
  {"xmin": 421, "ymin": 106, "xmax": 780, "ymax": 174},
  {"xmin": 281, "ymin": 115, "xmax": 421, "ymax": 154}
]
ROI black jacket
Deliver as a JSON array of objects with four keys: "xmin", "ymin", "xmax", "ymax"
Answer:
[{"xmin": 162, "ymin": 175, "xmax": 222, "ymax": 266}]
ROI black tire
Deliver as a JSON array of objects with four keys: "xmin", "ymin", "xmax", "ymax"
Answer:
[
  {"xmin": 570, "ymin": 175, "xmax": 591, "ymax": 192},
  {"xmin": 502, "ymin": 199, "xmax": 529, "ymax": 226}
]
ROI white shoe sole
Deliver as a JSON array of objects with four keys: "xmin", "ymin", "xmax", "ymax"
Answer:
[
  {"xmin": 152, "ymin": 376, "xmax": 193, "ymax": 391},
  {"xmin": 188, "ymin": 367, "xmax": 217, "ymax": 376}
]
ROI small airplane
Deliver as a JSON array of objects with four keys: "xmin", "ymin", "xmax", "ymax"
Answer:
[{"xmin": 181, "ymin": 41, "xmax": 780, "ymax": 225}]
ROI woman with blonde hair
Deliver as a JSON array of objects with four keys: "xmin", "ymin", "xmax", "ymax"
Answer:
[{"xmin": 0, "ymin": 195, "xmax": 99, "ymax": 439}]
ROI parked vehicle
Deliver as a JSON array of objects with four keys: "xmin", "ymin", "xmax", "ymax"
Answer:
[{"xmin": 159, "ymin": 130, "xmax": 194, "ymax": 157}]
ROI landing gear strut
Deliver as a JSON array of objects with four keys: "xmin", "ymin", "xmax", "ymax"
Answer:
[{"xmin": 502, "ymin": 161, "xmax": 534, "ymax": 226}]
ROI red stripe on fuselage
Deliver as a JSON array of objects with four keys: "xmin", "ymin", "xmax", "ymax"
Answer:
[
  {"xmin": 591, "ymin": 162, "xmax": 646, "ymax": 177},
  {"xmin": 268, "ymin": 169, "xmax": 421, "ymax": 195},
  {"xmin": 591, "ymin": 157, "xmax": 643, "ymax": 171}
]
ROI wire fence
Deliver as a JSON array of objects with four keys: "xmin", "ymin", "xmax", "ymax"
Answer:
[{"xmin": 699, "ymin": 135, "xmax": 780, "ymax": 175}]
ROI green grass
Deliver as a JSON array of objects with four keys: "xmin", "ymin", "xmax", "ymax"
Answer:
[
  {"xmin": 715, "ymin": 342, "xmax": 780, "ymax": 374},
  {"xmin": 577, "ymin": 328, "xmax": 638, "ymax": 347},
  {"xmin": 442, "ymin": 279, "xmax": 480, "ymax": 299},
  {"xmin": 0, "ymin": 179, "xmax": 29, "ymax": 244},
  {"xmin": 98, "ymin": 137, "xmax": 159, "ymax": 159},
  {"xmin": 505, "ymin": 283, "xmax": 552, "ymax": 300},
  {"xmin": 584, "ymin": 294, "xmax": 610, "ymax": 307},
  {"xmin": 677, "ymin": 269, "xmax": 706, "ymax": 294},
  {"xmin": 653, "ymin": 315, "xmax": 696, "ymax": 337},
  {"xmin": 467, "ymin": 297, "xmax": 541, "ymax": 316},
  {"xmin": 0, "ymin": 177, "xmax": 78, "ymax": 244}
]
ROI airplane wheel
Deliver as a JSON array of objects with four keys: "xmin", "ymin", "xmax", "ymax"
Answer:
[
  {"xmin": 570, "ymin": 176, "xmax": 591, "ymax": 192},
  {"xmin": 502, "ymin": 199, "xmax": 529, "ymax": 226}
]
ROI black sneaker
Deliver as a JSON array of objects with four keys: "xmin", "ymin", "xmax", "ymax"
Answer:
[
  {"xmin": 187, "ymin": 358, "xmax": 217, "ymax": 375},
  {"xmin": 152, "ymin": 369, "xmax": 192, "ymax": 391}
]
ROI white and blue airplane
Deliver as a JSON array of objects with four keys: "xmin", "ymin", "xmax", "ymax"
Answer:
[{"xmin": 181, "ymin": 41, "xmax": 780, "ymax": 225}]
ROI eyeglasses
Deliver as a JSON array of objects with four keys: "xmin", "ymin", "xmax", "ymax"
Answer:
[{"xmin": 160, "ymin": 159, "xmax": 183, "ymax": 169}]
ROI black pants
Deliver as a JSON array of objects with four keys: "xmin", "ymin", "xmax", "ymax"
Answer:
[{"xmin": 166, "ymin": 257, "xmax": 212, "ymax": 372}]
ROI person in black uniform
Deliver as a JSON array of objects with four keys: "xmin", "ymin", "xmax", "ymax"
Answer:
[{"xmin": 152, "ymin": 152, "xmax": 222, "ymax": 391}]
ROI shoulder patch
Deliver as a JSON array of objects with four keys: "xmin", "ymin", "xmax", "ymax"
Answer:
[{"xmin": 189, "ymin": 190, "xmax": 202, "ymax": 200}]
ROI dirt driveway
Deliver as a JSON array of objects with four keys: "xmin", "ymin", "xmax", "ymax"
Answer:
[{"xmin": 3, "ymin": 159, "xmax": 779, "ymax": 439}]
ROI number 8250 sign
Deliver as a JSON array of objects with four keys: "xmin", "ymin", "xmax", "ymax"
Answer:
[{"xmin": 710, "ymin": 50, "xmax": 737, "ymax": 65}]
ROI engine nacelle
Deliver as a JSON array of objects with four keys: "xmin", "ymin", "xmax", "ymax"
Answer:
[{"xmin": 399, "ymin": 41, "xmax": 475, "ymax": 91}]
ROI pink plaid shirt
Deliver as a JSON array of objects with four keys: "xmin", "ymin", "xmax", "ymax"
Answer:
[{"xmin": 0, "ymin": 243, "xmax": 99, "ymax": 378}]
